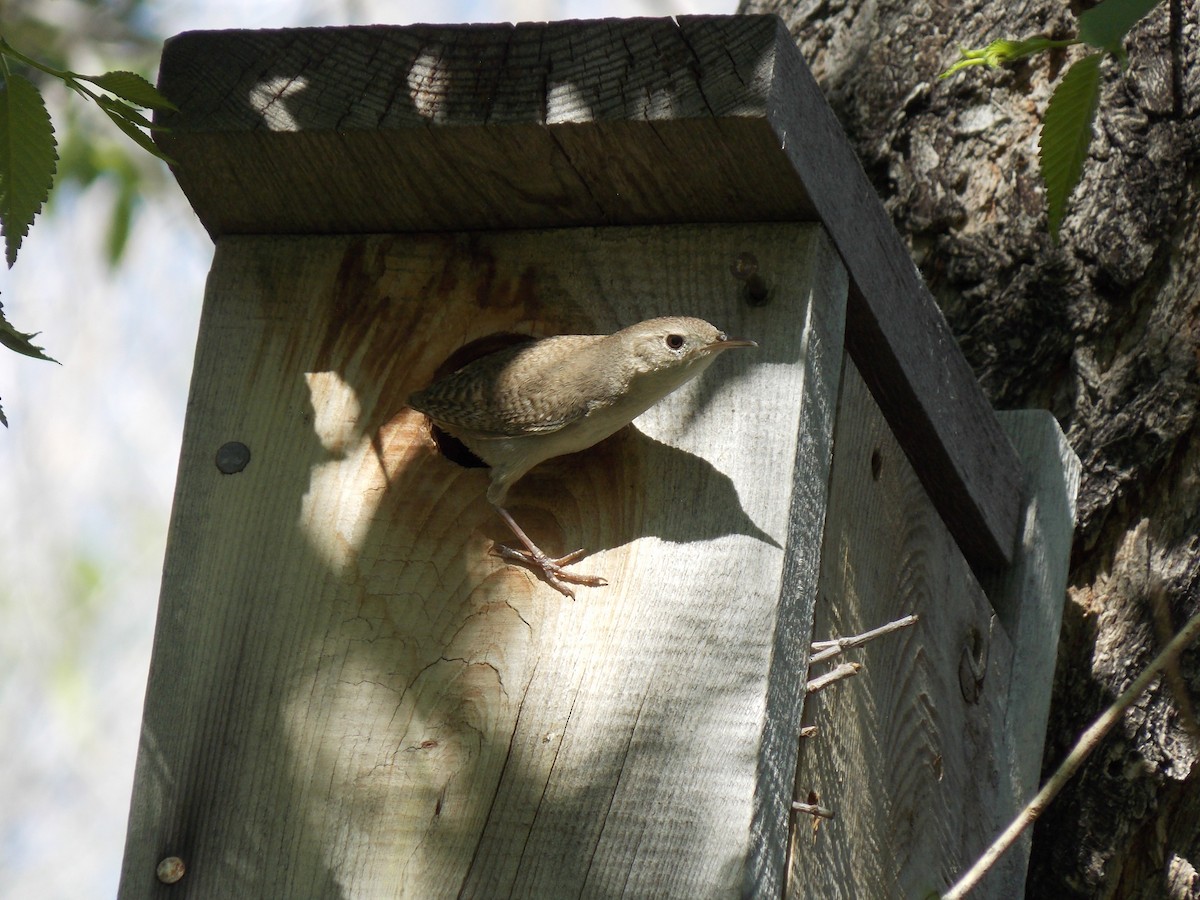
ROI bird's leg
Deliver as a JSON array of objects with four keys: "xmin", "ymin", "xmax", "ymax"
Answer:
[{"xmin": 491, "ymin": 506, "xmax": 608, "ymax": 599}]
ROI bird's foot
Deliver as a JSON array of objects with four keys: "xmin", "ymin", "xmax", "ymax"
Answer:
[{"xmin": 491, "ymin": 544, "xmax": 608, "ymax": 599}]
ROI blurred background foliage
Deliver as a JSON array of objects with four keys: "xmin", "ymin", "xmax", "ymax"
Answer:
[{"xmin": 5, "ymin": 0, "xmax": 173, "ymax": 266}]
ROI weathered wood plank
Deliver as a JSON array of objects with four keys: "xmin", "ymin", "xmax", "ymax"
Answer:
[
  {"xmin": 790, "ymin": 360, "xmax": 1016, "ymax": 898},
  {"xmin": 153, "ymin": 19, "xmax": 810, "ymax": 235},
  {"xmin": 977, "ymin": 411, "xmax": 1081, "ymax": 894},
  {"xmin": 118, "ymin": 224, "xmax": 847, "ymax": 898},
  {"xmin": 750, "ymin": 17, "xmax": 1024, "ymax": 575},
  {"xmin": 153, "ymin": 15, "xmax": 1023, "ymax": 574}
]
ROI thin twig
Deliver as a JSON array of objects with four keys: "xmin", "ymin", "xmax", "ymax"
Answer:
[
  {"xmin": 792, "ymin": 801, "xmax": 835, "ymax": 819},
  {"xmin": 1148, "ymin": 573, "xmax": 1200, "ymax": 741},
  {"xmin": 810, "ymin": 614, "xmax": 919, "ymax": 664},
  {"xmin": 806, "ymin": 662, "xmax": 861, "ymax": 694},
  {"xmin": 943, "ymin": 608, "xmax": 1200, "ymax": 899}
]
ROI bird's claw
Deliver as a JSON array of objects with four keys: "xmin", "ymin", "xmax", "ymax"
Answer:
[{"xmin": 491, "ymin": 543, "xmax": 609, "ymax": 599}]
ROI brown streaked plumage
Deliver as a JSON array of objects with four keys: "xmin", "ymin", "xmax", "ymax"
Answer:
[{"xmin": 409, "ymin": 316, "xmax": 757, "ymax": 597}]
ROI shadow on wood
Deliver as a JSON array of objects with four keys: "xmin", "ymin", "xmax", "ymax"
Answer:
[
  {"xmin": 123, "ymin": 16, "xmax": 1079, "ymax": 897},
  {"xmin": 119, "ymin": 225, "xmax": 847, "ymax": 897}
]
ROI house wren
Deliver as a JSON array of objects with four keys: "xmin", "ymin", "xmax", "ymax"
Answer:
[{"xmin": 409, "ymin": 316, "xmax": 757, "ymax": 597}]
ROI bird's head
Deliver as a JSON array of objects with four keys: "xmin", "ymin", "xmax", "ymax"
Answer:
[{"xmin": 618, "ymin": 317, "xmax": 757, "ymax": 385}]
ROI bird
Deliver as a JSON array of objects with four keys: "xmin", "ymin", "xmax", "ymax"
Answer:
[{"xmin": 408, "ymin": 316, "xmax": 757, "ymax": 597}]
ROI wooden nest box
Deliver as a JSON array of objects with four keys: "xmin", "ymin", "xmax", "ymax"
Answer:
[{"xmin": 119, "ymin": 15, "xmax": 1080, "ymax": 899}]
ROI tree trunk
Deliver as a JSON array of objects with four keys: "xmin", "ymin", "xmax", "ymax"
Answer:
[{"xmin": 736, "ymin": 0, "xmax": 1200, "ymax": 895}]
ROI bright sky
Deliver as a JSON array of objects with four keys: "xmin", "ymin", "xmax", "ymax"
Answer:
[{"xmin": 0, "ymin": 0, "xmax": 732, "ymax": 896}]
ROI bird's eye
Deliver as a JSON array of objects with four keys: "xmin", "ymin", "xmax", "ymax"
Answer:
[{"xmin": 665, "ymin": 334, "xmax": 685, "ymax": 350}]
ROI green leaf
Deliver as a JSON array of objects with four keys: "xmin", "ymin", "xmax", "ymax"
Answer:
[
  {"xmin": 1039, "ymin": 53, "xmax": 1104, "ymax": 240},
  {"xmin": 0, "ymin": 297, "xmax": 57, "ymax": 363},
  {"xmin": 97, "ymin": 100, "xmax": 177, "ymax": 165},
  {"xmin": 79, "ymin": 70, "xmax": 177, "ymax": 111},
  {"xmin": 0, "ymin": 71, "xmax": 58, "ymax": 267},
  {"xmin": 96, "ymin": 95, "xmax": 163, "ymax": 131},
  {"xmin": 105, "ymin": 177, "xmax": 136, "ymax": 265},
  {"xmin": 1079, "ymin": 0, "xmax": 1163, "ymax": 52},
  {"xmin": 940, "ymin": 36, "xmax": 1078, "ymax": 79}
]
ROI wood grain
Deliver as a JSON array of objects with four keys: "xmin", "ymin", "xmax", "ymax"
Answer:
[
  {"xmin": 982, "ymin": 411, "xmax": 1081, "ymax": 892},
  {"xmin": 153, "ymin": 18, "xmax": 809, "ymax": 235},
  {"xmin": 788, "ymin": 377, "xmax": 1079, "ymax": 898},
  {"xmin": 117, "ymin": 224, "xmax": 847, "ymax": 898},
  {"xmin": 153, "ymin": 14, "xmax": 1023, "ymax": 575},
  {"xmin": 790, "ymin": 360, "xmax": 1017, "ymax": 899}
]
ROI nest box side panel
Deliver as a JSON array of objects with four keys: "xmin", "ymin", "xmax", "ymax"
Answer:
[
  {"xmin": 790, "ymin": 361, "xmax": 1016, "ymax": 899},
  {"xmin": 119, "ymin": 224, "xmax": 847, "ymax": 898}
]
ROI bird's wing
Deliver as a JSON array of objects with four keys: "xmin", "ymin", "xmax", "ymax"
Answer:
[
  {"xmin": 412, "ymin": 390, "xmax": 601, "ymax": 438},
  {"xmin": 409, "ymin": 335, "xmax": 616, "ymax": 439}
]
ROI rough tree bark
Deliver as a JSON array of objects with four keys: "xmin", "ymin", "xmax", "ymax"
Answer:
[{"xmin": 735, "ymin": 0, "xmax": 1200, "ymax": 896}]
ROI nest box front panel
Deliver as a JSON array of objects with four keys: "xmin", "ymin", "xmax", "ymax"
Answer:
[{"xmin": 122, "ymin": 224, "xmax": 848, "ymax": 898}]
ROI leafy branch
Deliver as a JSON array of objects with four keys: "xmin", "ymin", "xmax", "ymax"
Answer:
[
  {"xmin": 940, "ymin": 0, "xmax": 1164, "ymax": 241},
  {"xmin": 0, "ymin": 34, "xmax": 176, "ymax": 426},
  {"xmin": 942, "ymin": 603, "xmax": 1200, "ymax": 898}
]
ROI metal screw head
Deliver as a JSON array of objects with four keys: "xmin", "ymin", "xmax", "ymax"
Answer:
[
  {"xmin": 730, "ymin": 251, "xmax": 771, "ymax": 306},
  {"xmin": 215, "ymin": 441, "xmax": 251, "ymax": 474},
  {"xmin": 730, "ymin": 251, "xmax": 759, "ymax": 281},
  {"xmin": 156, "ymin": 856, "xmax": 186, "ymax": 884}
]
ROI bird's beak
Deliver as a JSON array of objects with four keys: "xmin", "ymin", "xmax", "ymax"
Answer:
[{"xmin": 713, "ymin": 334, "xmax": 758, "ymax": 350}]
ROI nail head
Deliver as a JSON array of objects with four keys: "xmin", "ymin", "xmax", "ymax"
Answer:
[
  {"xmin": 216, "ymin": 441, "xmax": 251, "ymax": 474},
  {"xmin": 156, "ymin": 856, "xmax": 185, "ymax": 884}
]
